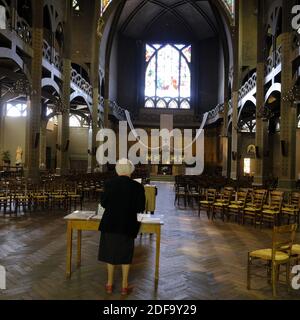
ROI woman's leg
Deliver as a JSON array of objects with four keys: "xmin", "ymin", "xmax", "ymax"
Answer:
[
  {"xmin": 121, "ymin": 264, "xmax": 130, "ymax": 288},
  {"xmin": 107, "ymin": 264, "xmax": 115, "ymax": 286}
]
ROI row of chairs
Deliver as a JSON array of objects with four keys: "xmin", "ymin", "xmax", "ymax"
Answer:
[
  {"xmin": 0, "ymin": 190, "xmax": 83, "ymax": 215},
  {"xmin": 198, "ymin": 189, "xmax": 300, "ymax": 228}
]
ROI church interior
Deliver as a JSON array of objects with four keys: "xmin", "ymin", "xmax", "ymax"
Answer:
[{"xmin": 0, "ymin": 0, "xmax": 300, "ymax": 300}]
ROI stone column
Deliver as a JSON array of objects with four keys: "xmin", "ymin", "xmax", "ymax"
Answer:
[
  {"xmin": 25, "ymin": 0, "xmax": 43, "ymax": 180},
  {"xmin": 0, "ymin": 83, "xmax": 4, "ymax": 159},
  {"xmin": 56, "ymin": 59, "xmax": 71, "ymax": 175},
  {"xmin": 56, "ymin": 0, "xmax": 71, "ymax": 175},
  {"xmin": 230, "ymin": 0, "xmax": 240, "ymax": 180},
  {"xmin": 254, "ymin": 0, "xmax": 268, "ymax": 185},
  {"xmin": 87, "ymin": 87, "xmax": 99, "ymax": 173},
  {"xmin": 278, "ymin": 0, "xmax": 297, "ymax": 190},
  {"xmin": 222, "ymin": 64, "xmax": 230, "ymax": 177}
]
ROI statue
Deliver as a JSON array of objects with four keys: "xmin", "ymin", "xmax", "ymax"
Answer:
[{"xmin": 15, "ymin": 146, "xmax": 23, "ymax": 166}]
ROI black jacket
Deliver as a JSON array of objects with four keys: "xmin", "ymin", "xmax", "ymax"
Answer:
[{"xmin": 99, "ymin": 176, "xmax": 146, "ymax": 238}]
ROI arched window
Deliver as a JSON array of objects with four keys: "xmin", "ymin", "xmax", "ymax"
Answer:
[
  {"xmin": 240, "ymin": 119, "xmax": 256, "ymax": 133},
  {"xmin": 69, "ymin": 114, "xmax": 89, "ymax": 128},
  {"xmin": 145, "ymin": 43, "xmax": 191, "ymax": 109},
  {"xmin": 6, "ymin": 103, "xmax": 27, "ymax": 117}
]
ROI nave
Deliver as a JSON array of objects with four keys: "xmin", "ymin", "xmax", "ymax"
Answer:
[{"xmin": 0, "ymin": 182, "xmax": 299, "ymax": 300}]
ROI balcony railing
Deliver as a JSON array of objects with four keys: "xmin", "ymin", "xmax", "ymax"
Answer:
[{"xmin": 71, "ymin": 68, "xmax": 93, "ymax": 97}]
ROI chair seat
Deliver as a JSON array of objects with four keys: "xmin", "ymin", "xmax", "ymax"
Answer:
[
  {"xmin": 262, "ymin": 209, "xmax": 280, "ymax": 215},
  {"xmin": 200, "ymin": 201, "xmax": 213, "ymax": 205},
  {"xmin": 230, "ymin": 201, "xmax": 243, "ymax": 206},
  {"xmin": 263, "ymin": 205, "xmax": 278, "ymax": 210},
  {"xmin": 291, "ymin": 244, "xmax": 300, "ymax": 255},
  {"xmin": 282, "ymin": 207, "xmax": 299, "ymax": 214},
  {"xmin": 228, "ymin": 204, "xmax": 243, "ymax": 210},
  {"xmin": 250, "ymin": 249, "xmax": 289, "ymax": 261},
  {"xmin": 244, "ymin": 206, "xmax": 260, "ymax": 212},
  {"xmin": 213, "ymin": 202, "xmax": 229, "ymax": 207}
]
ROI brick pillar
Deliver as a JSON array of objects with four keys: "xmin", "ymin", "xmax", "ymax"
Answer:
[
  {"xmin": 230, "ymin": 92, "xmax": 239, "ymax": 180},
  {"xmin": 278, "ymin": 0, "xmax": 296, "ymax": 190},
  {"xmin": 0, "ymin": 83, "xmax": 4, "ymax": 159},
  {"xmin": 25, "ymin": 0, "xmax": 43, "ymax": 180},
  {"xmin": 230, "ymin": 0, "xmax": 240, "ymax": 180},
  {"xmin": 87, "ymin": 87, "xmax": 99, "ymax": 173},
  {"xmin": 56, "ymin": 0, "xmax": 71, "ymax": 175},
  {"xmin": 56, "ymin": 59, "xmax": 71, "ymax": 175},
  {"xmin": 254, "ymin": 0, "xmax": 268, "ymax": 186}
]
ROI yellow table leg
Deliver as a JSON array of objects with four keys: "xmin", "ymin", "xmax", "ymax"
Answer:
[
  {"xmin": 155, "ymin": 226, "xmax": 161, "ymax": 282},
  {"xmin": 66, "ymin": 222, "xmax": 73, "ymax": 278},
  {"xmin": 77, "ymin": 230, "xmax": 82, "ymax": 268}
]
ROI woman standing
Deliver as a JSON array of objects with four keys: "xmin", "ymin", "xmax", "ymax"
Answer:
[{"xmin": 98, "ymin": 158, "xmax": 146, "ymax": 295}]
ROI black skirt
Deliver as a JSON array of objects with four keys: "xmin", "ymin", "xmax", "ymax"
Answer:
[{"xmin": 98, "ymin": 232, "xmax": 135, "ymax": 265}]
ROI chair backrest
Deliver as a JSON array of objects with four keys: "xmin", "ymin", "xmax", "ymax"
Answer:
[
  {"xmin": 206, "ymin": 189, "xmax": 216, "ymax": 202},
  {"xmin": 272, "ymin": 224, "xmax": 297, "ymax": 259},
  {"xmin": 290, "ymin": 192, "xmax": 300, "ymax": 208},
  {"xmin": 253, "ymin": 190, "xmax": 267, "ymax": 207},
  {"xmin": 269, "ymin": 191, "xmax": 284, "ymax": 209},
  {"xmin": 222, "ymin": 190, "xmax": 233, "ymax": 202},
  {"xmin": 236, "ymin": 190, "xmax": 248, "ymax": 203}
]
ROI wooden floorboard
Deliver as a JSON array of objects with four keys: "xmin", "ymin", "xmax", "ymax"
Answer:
[{"xmin": 0, "ymin": 182, "xmax": 299, "ymax": 300}]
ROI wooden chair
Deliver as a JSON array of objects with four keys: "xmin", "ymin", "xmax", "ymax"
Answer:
[
  {"xmin": 31, "ymin": 192, "xmax": 49, "ymax": 211},
  {"xmin": 198, "ymin": 189, "xmax": 216, "ymax": 219},
  {"xmin": 0, "ymin": 194, "xmax": 8, "ymax": 215},
  {"xmin": 242, "ymin": 190, "xmax": 267, "ymax": 227},
  {"xmin": 211, "ymin": 189, "xmax": 233, "ymax": 221},
  {"xmin": 261, "ymin": 191, "xmax": 284, "ymax": 228},
  {"xmin": 175, "ymin": 183, "xmax": 188, "ymax": 207},
  {"xmin": 14, "ymin": 193, "xmax": 31, "ymax": 213},
  {"xmin": 226, "ymin": 190, "xmax": 248, "ymax": 224},
  {"xmin": 282, "ymin": 192, "xmax": 300, "ymax": 225},
  {"xmin": 187, "ymin": 184, "xmax": 200, "ymax": 208},
  {"xmin": 247, "ymin": 224, "xmax": 297, "ymax": 297}
]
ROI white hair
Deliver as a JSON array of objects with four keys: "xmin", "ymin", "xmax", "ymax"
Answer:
[{"xmin": 115, "ymin": 158, "xmax": 135, "ymax": 176}]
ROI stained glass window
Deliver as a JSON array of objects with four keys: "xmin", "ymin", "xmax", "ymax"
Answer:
[
  {"xmin": 6, "ymin": 103, "xmax": 27, "ymax": 117},
  {"xmin": 145, "ymin": 43, "xmax": 191, "ymax": 109}
]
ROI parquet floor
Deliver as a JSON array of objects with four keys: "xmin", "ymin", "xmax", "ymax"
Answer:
[{"xmin": 0, "ymin": 182, "xmax": 299, "ymax": 300}]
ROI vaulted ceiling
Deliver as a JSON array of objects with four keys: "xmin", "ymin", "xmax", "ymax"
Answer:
[{"xmin": 117, "ymin": 0, "xmax": 222, "ymax": 41}]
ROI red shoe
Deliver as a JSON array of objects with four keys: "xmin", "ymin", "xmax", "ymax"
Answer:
[
  {"xmin": 105, "ymin": 284, "xmax": 113, "ymax": 294},
  {"xmin": 121, "ymin": 285, "xmax": 133, "ymax": 296}
]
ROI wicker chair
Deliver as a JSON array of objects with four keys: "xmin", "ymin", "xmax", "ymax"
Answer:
[
  {"xmin": 198, "ymin": 189, "xmax": 216, "ymax": 219},
  {"xmin": 261, "ymin": 191, "xmax": 284, "ymax": 228},
  {"xmin": 226, "ymin": 190, "xmax": 249, "ymax": 224},
  {"xmin": 211, "ymin": 189, "xmax": 233, "ymax": 221},
  {"xmin": 242, "ymin": 190, "xmax": 267, "ymax": 227}
]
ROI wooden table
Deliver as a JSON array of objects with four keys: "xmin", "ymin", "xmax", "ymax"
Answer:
[{"xmin": 65, "ymin": 211, "xmax": 163, "ymax": 282}]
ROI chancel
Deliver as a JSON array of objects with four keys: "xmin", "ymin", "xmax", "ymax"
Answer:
[{"xmin": 0, "ymin": 0, "xmax": 300, "ymax": 301}]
